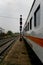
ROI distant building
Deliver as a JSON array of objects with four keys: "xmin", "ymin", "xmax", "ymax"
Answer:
[{"xmin": 0, "ymin": 27, "xmax": 5, "ymax": 33}]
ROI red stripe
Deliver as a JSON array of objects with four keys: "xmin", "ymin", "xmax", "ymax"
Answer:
[{"xmin": 26, "ymin": 36, "xmax": 43, "ymax": 47}]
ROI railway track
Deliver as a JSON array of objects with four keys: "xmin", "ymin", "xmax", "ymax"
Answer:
[
  {"xmin": 0, "ymin": 37, "xmax": 17, "ymax": 61},
  {"xmin": 0, "ymin": 38, "xmax": 14, "ymax": 47}
]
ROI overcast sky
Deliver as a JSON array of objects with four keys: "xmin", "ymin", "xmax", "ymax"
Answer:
[{"xmin": 0, "ymin": 0, "xmax": 34, "ymax": 33}]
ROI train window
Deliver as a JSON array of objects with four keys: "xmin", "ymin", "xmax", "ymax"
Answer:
[
  {"xmin": 30, "ymin": 17, "xmax": 32, "ymax": 30},
  {"xmin": 25, "ymin": 25, "xmax": 28, "ymax": 31},
  {"xmin": 25, "ymin": 27, "xmax": 26, "ymax": 31},
  {"xmin": 28, "ymin": 22, "xmax": 29, "ymax": 31},
  {"xmin": 26, "ymin": 26, "xmax": 27, "ymax": 31},
  {"xmin": 34, "ymin": 5, "xmax": 40, "ymax": 27}
]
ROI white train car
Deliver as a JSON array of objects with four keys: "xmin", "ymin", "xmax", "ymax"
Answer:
[{"xmin": 23, "ymin": 0, "xmax": 43, "ymax": 63}]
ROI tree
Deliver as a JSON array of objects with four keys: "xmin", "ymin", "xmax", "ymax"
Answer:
[{"xmin": 7, "ymin": 31, "xmax": 13, "ymax": 36}]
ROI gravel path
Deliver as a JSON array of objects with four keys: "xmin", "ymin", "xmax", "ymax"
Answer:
[{"xmin": 3, "ymin": 39, "xmax": 32, "ymax": 65}]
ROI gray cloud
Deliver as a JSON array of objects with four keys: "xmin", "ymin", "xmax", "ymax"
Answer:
[{"xmin": 0, "ymin": 0, "xmax": 34, "ymax": 33}]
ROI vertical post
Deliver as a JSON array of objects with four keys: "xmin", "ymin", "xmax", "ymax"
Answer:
[{"xmin": 20, "ymin": 15, "xmax": 22, "ymax": 41}]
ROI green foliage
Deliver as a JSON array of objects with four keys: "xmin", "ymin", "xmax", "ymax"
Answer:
[{"xmin": 7, "ymin": 31, "xmax": 13, "ymax": 36}]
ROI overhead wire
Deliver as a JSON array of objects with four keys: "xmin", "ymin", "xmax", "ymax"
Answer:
[{"xmin": 0, "ymin": 16, "xmax": 25, "ymax": 20}]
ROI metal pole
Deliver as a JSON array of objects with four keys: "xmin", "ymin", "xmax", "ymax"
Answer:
[{"xmin": 20, "ymin": 15, "xmax": 22, "ymax": 41}]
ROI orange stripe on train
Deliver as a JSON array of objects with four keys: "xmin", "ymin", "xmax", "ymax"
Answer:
[{"xmin": 26, "ymin": 36, "xmax": 43, "ymax": 47}]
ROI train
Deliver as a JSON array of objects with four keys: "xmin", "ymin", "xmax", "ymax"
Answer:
[{"xmin": 23, "ymin": 0, "xmax": 43, "ymax": 63}]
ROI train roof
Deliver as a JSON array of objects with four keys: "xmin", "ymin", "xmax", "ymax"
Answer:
[
  {"xmin": 24, "ymin": 0, "xmax": 36, "ymax": 27},
  {"xmin": 26, "ymin": 0, "xmax": 36, "ymax": 22},
  {"xmin": 23, "ymin": 0, "xmax": 36, "ymax": 31}
]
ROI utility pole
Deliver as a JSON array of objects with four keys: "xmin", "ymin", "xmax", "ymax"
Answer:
[{"xmin": 20, "ymin": 15, "xmax": 22, "ymax": 41}]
